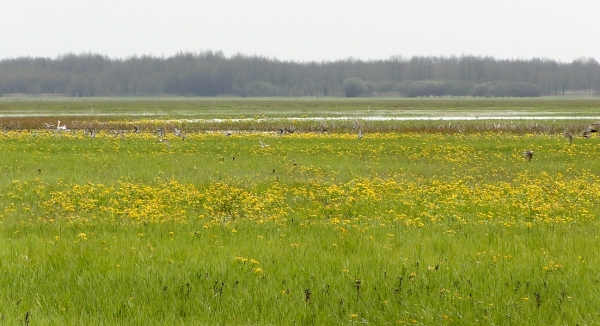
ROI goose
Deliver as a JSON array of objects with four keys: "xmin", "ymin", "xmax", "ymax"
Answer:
[
  {"xmin": 582, "ymin": 130, "xmax": 592, "ymax": 139},
  {"xmin": 523, "ymin": 150, "xmax": 534, "ymax": 162}
]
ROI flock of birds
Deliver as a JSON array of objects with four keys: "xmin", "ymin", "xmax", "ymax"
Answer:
[
  {"xmin": 522, "ymin": 121, "xmax": 599, "ymax": 162},
  {"xmin": 43, "ymin": 120, "xmax": 187, "ymax": 147},
  {"xmin": 43, "ymin": 119, "xmax": 597, "ymax": 163}
]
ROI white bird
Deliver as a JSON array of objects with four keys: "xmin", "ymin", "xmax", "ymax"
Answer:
[
  {"xmin": 43, "ymin": 123, "xmax": 55, "ymax": 129},
  {"xmin": 56, "ymin": 121, "xmax": 67, "ymax": 131},
  {"xmin": 259, "ymin": 141, "xmax": 270, "ymax": 148}
]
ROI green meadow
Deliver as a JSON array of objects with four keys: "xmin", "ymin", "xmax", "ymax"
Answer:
[{"xmin": 0, "ymin": 98, "xmax": 600, "ymax": 325}]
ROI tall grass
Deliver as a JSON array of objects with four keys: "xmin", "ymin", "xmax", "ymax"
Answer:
[{"xmin": 0, "ymin": 128, "xmax": 599, "ymax": 324}]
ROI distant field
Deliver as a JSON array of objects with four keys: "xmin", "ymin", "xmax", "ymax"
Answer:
[
  {"xmin": 0, "ymin": 97, "xmax": 599, "ymax": 134},
  {"xmin": 1, "ymin": 98, "xmax": 600, "ymax": 324},
  {"xmin": 0, "ymin": 96, "xmax": 599, "ymax": 119}
]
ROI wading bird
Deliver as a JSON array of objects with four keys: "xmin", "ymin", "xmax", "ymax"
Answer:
[
  {"xmin": 358, "ymin": 129, "xmax": 363, "ymax": 139},
  {"xmin": 259, "ymin": 141, "xmax": 270, "ymax": 148},
  {"xmin": 523, "ymin": 150, "xmax": 534, "ymax": 162},
  {"xmin": 563, "ymin": 131, "xmax": 573, "ymax": 144}
]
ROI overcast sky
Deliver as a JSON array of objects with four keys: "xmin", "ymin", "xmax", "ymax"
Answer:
[{"xmin": 2, "ymin": 0, "xmax": 598, "ymax": 63}]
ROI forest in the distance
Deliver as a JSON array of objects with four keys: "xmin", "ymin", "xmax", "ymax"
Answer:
[{"xmin": 0, "ymin": 51, "xmax": 598, "ymax": 98}]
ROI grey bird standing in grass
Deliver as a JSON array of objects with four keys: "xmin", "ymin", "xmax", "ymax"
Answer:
[
  {"xmin": 563, "ymin": 131, "xmax": 573, "ymax": 144},
  {"xmin": 523, "ymin": 150, "xmax": 534, "ymax": 162},
  {"xmin": 358, "ymin": 129, "xmax": 363, "ymax": 139}
]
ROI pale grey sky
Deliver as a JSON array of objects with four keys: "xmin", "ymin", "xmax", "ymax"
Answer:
[{"xmin": 2, "ymin": 0, "xmax": 598, "ymax": 62}]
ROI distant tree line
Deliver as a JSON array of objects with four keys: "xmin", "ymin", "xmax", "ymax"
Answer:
[{"xmin": 0, "ymin": 51, "xmax": 598, "ymax": 97}]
